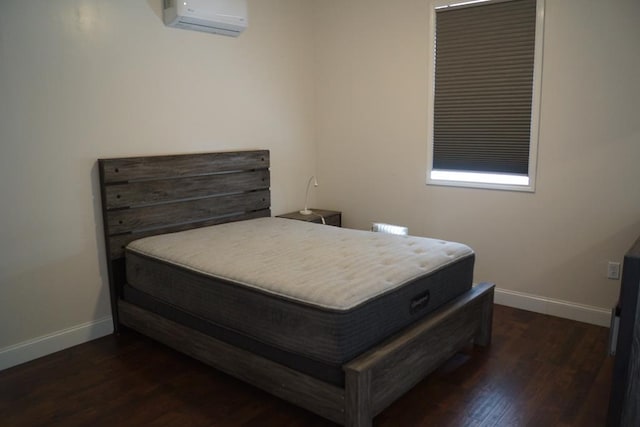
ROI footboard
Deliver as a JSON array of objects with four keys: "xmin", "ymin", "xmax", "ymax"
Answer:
[{"xmin": 344, "ymin": 282, "xmax": 494, "ymax": 426}]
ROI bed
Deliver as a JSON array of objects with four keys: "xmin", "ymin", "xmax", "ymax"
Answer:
[{"xmin": 98, "ymin": 150, "xmax": 494, "ymax": 427}]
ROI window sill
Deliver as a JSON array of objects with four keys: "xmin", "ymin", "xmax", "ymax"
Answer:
[{"xmin": 427, "ymin": 170, "xmax": 535, "ymax": 192}]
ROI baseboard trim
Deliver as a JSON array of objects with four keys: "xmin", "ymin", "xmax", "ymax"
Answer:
[
  {"xmin": 494, "ymin": 288, "xmax": 612, "ymax": 327},
  {"xmin": 0, "ymin": 316, "xmax": 113, "ymax": 371}
]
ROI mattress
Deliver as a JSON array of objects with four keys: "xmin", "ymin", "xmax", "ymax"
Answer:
[{"xmin": 125, "ymin": 218, "xmax": 475, "ymax": 383}]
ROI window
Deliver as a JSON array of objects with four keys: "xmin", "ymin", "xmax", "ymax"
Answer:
[{"xmin": 426, "ymin": 0, "xmax": 544, "ymax": 192}]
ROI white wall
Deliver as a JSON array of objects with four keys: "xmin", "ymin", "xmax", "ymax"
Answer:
[
  {"xmin": 0, "ymin": 0, "xmax": 316, "ymax": 365},
  {"xmin": 314, "ymin": 0, "xmax": 640, "ymax": 322}
]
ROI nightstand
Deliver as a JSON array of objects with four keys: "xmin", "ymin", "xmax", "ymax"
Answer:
[{"xmin": 276, "ymin": 209, "xmax": 341, "ymax": 227}]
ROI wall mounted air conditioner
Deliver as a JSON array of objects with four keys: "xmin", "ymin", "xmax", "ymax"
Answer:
[{"xmin": 163, "ymin": 0, "xmax": 248, "ymax": 37}]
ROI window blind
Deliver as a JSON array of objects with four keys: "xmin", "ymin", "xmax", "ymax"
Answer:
[{"xmin": 432, "ymin": 0, "xmax": 537, "ymax": 175}]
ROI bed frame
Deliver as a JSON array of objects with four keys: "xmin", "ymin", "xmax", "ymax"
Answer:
[{"xmin": 98, "ymin": 150, "xmax": 494, "ymax": 427}]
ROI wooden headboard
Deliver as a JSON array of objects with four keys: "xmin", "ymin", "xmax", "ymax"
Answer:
[{"xmin": 98, "ymin": 150, "xmax": 270, "ymax": 330}]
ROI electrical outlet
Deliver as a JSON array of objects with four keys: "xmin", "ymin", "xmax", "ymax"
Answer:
[{"xmin": 608, "ymin": 261, "xmax": 621, "ymax": 280}]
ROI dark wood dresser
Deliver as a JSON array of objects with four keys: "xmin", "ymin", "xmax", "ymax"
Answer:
[{"xmin": 608, "ymin": 236, "xmax": 640, "ymax": 426}]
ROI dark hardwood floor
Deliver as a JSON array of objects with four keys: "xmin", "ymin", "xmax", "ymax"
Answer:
[{"xmin": 0, "ymin": 305, "xmax": 613, "ymax": 426}]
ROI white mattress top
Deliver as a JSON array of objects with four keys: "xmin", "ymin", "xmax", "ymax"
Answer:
[{"xmin": 127, "ymin": 217, "xmax": 473, "ymax": 311}]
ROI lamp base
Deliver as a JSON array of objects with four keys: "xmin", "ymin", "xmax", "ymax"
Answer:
[{"xmin": 299, "ymin": 209, "xmax": 313, "ymax": 215}]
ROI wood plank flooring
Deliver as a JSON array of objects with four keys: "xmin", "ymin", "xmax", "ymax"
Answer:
[{"xmin": 0, "ymin": 305, "xmax": 613, "ymax": 426}]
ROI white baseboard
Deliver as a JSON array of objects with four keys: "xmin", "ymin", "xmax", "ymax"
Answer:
[
  {"xmin": 0, "ymin": 316, "xmax": 113, "ymax": 371},
  {"xmin": 494, "ymin": 287, "xmax": 612, "ymax": 327}
]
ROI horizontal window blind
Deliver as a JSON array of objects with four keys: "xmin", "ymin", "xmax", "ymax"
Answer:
[{"xmin": 433, "ymin": 0, "xmax": 537, "ymax": 175}]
